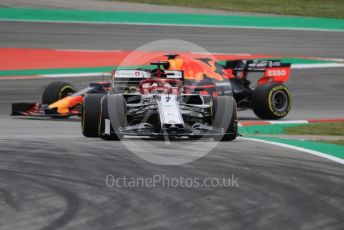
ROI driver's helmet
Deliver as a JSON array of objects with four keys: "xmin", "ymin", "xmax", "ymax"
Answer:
[{"xmin": 150, "ymin": 68, "xmax": 167, "ymax": 78}]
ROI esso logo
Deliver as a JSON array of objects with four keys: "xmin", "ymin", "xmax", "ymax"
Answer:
[{"xmin": 267, "ymin": 69, "xmax": 287, "ymax": 77}]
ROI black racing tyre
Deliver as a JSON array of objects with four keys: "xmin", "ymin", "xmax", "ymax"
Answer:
[
  {"xmin": 212, "ymin": 96, "xmax": 238, "ymax": 141},
  {"xmin": 82, "ymin": 94, "xmax": 104, "ymax": 137},
  {"xmin": 99, "ymin": 95, "xmax": 126, "ymax": 140},
  {"xmin": 99, "ymin": 95, "xmax": 127, "ymax": 141},
  {"xmin": 42, "ymin": 81, "xmax": 76, "ymax": 105},
  {"xmin": 252, "ymin": 83, "xmax": 291, "ymax": 119}
]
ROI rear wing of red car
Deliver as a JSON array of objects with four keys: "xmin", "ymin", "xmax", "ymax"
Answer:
[{"xmin": 224, "ymin": 60, "xmax": 291, "ymax": 85}]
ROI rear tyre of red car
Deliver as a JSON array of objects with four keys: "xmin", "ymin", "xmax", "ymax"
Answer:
[
  {"xmin": 212, "ymin": 96, "xmax": 238, "ymax": 142},
  {"xmin": 82, "ymin": 94, "xmax": 104, "ymax": 137},
  {"xmin": 252, "ymin": 83, "xmax": 291, "ymax": 119},
  {"xmin": 42, "ymin": 81, "xmax": 76, "ymax": 105},
  {"xmin": 98, "ymin": 95, "xmax": 127, "ymax": 141}
]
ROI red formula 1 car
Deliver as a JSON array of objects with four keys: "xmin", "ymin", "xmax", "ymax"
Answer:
[
  {"xmin": 165, "ymin": 54, "xmax": 292, "ymax": 119},
  {"xmin": 11, "ymin": 54, "xmax": 291, "ymax": 120}
]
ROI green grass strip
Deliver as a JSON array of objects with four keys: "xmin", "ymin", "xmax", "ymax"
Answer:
[
  {"xmin": 248, "ymin": 136, "xmax": 344, "ymax": 160},
  {"xmin": 324, "ymin": 140, "xmax": 344, "ymax": 146},
  {"xmin": 0, "ymin": 7, "xmax": 344, "ymax": 31},
  {"xmin": 239, "ymin": 124, "xmax": 304, "ymax": 135},
  {"xmin": 113, "ymin": 0, "xmax": 344, "ymax": 19},
  {"xmin": 285, "ymin": 122, "xmax": 344, "ymax": 136},
  {"xmin": 239, "ymin": 122, "xmax": 344, "ymax": 136}
]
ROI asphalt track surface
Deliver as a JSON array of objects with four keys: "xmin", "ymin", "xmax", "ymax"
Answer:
[
  {"xmin": 0, "ymin": 20, "xmax": 344, "ymax": 230},
  {"xmin": 1, "ymin": 21, "xmax": 344, "ymax": 57}
]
